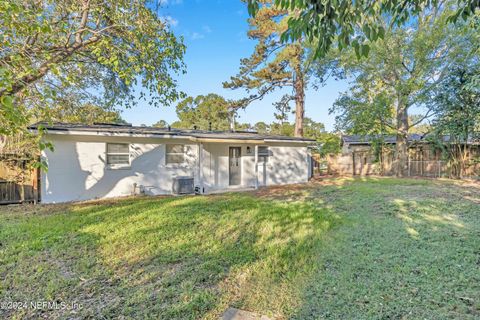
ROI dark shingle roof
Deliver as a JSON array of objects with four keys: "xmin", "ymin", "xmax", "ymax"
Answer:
[{"xmin": 28, "ymin": 122, "xmax": 315, "ymax": 143}]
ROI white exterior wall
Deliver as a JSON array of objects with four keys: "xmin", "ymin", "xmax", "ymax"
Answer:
[
  {"xmin": 262, "ymin": 144, "xmax": 309, "ymax": 186},
  {"xmin": 201, "ymin": 143, "xmax": 256, "ymax": 192},
  {"xmin": 41, "ymin": 134, "xmax": 310, "ymax": 203},
  {"xmin": 200, "ymin": 143, "xmax": 309, "ymax": 193},
  {"xmin": 41, "ymin": 134, "xmax": 198, "ymax": 203}
]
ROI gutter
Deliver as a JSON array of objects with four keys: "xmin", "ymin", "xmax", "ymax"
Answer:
[
  {"xmin": 29, "ymin": 126, "xmax": 316, "ymax": 144},
  {"xmin": 34, "ymin": 129, "xmax": 188, "ymax": 139},
  {"xmin": 264, "ymin": 139, "xmax": 314, "ymax": 144}
]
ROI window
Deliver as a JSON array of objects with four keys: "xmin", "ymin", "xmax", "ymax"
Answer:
[
  {"xmin": 106, "ymin": 143, "xmax": 130, "ymax": 166},
  {"xmin": 166, "ymin": 144, "xmax": 185, "ymax": 164},
  {"xmin": 258, "ymin": 146, "xmax": 270, "ymax": 163}
]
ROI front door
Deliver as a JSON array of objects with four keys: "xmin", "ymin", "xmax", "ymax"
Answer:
[{"xmin": 229, "ymin": 147, "xmax": 241, "ymax": 185}]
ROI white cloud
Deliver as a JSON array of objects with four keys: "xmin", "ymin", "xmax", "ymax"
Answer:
[
  {"xmin": 202, "ymin": 25, "xmax": 212, "ymax": 33},
  {"xmin": 162, "ymin": 15, "xmax": 178, "ymax": 27},
  {"xmin": 191, "ymin": 32, "xmax": 205, "ymax": 40}
]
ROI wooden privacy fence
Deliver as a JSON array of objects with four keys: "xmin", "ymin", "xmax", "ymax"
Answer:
[
  {"xmin": 0, "ymin": 157, "xmax": 40, "ymax": 204},
  {"xmin": 408, "ymin": 160, "xmax": 447, "ymax": 178}
]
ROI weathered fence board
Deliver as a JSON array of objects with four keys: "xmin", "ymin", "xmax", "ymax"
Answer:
[{"xmin": 0, "ymin": 158, "xmax": 39, "ymax": 204}]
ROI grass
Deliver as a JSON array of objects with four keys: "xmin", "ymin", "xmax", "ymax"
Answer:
[{"xmin": 0, "ymin": 177, "xmax": 479, "ymax": 319}]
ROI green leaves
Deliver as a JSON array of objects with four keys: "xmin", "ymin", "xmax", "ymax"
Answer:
[
  {"xmin": 247, "ymin": 0, "xmax": 479, "ymax": 59},
  {"xmin": 352, "ymin": 39, "xmax": 370, "ymax": 59},
  {"xmin": 169, "ymin": 94, "xmax": 234, "ymax": 131},
  {"xmin": 226, "ymin": 1, "xmax": 306, "ymax": 125},
  {"xmin": 329, "ymin": 2, "xmax": 479, "ymax": 155},
  {"xmin": 1, "ymin": 0, "xmax": 185, "ymax": 142}
]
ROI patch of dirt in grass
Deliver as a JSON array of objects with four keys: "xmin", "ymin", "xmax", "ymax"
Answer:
[
  {"xmin": 253, "ymin": 183, "xmax": 312, "ymax": 200},
  {"xmin": 0, "ymin": 195, "xmax": 174, "ymax": 219},
  {"xmin": 2, "ymin": 177, "xmax": 479, "ymax": 319},
  {"xmin": 0, "ymin": 202, "xmax": 73, "ymax": 217}
]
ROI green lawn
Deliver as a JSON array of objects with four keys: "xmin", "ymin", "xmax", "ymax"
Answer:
[{"xmin": 0, "ymin": 178, "xmax": 479, "ymax": 319}]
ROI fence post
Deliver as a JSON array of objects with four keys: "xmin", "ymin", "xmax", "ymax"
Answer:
[
  {"xmin": 438, "ymin": 161, "xmax": 441, "ymax": 178},
  {"xmin": 408, "ymin": 160, "xmax": 411, "ymax": 177},
  {"xmin": 21, "ymin": 183, "xmax": 25, "ymax": 203},
  {"xmin": 32, "ymin": 167, "xmax": 39, "ymax": 204}
]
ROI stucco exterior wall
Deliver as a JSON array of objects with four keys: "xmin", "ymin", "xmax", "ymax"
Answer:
[
  {"xmin": 41, "ymin": 134, "xmax": 310, "ymax": 203},
  {"xmin": 264, "ymin": 144, "xmax": 309, "ymax": 185},
  {"xmin": 41, "ymin": 134, "xmax": 197, "ymax": 203},
  {"xmin": 201, "ymin": 143, "xmax": 256, "ymax": 192},
  {"xmin": 200, "ymin": 143, "xmax": 308, "ymax": 191}
]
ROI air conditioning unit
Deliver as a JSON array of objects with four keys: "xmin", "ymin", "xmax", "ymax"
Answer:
[{"xmin": 172, "ymin": 176, "xmax": 194, "ymax": 195}]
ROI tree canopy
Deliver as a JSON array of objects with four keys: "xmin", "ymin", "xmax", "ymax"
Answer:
[
  {"xmin": 430, "ymin": 66, "xmax": 480, "ymax": 176},
  {"xmin": 155, "ymin": 93, "xmax": 251, "ymax": 131},
  {"xmin": 49, "ymin": 104, "xmax": 127, "ymax": 125},
  {"xmin": 247, "ymin": 0, "xmax": 480, "ymax": 58},
  {"xmin": 0, "ymin": 0, "xmax": 185, "ymax": 138},
  {"xmin": 327, "ymin": 3, "xmax": 479, "ymax": 175},
  {"xmin": 224, "ymin": 0, "xmax": 307, "ymax": 137},
  {"xmin": 168, "ymin": 94, "xmax": 234, "ymax": 131},
  {"xmin": 154, "ymin": 93, "xmax": 331, "ymax": 150}
]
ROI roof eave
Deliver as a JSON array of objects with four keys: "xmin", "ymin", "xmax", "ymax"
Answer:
[{"xmin": 30, "ymin": 126, "xmax": 313, "ymax": 144}]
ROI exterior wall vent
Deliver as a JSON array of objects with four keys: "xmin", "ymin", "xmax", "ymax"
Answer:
[{"xmin": 172, "ymin": 176, "xmax": 194, "ymax": 195}]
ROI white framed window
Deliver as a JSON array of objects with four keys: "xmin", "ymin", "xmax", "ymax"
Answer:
[
  {"xmin": 106, "ymin": 143, "xmax": 130, "ymax": 168},
  {"xmin": 166, "ymin": 144, "xmax": 185, "ymax": 164},
  {"xmin": 258, "ymin": 146, "xmax": 270, "ymax": 163}
]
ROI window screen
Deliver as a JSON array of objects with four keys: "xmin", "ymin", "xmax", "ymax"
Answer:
[
  {"xmin": 106, "ymin": 143, "xmax": 130, "ymax": 165},
  {"xmin": 166, "ymin": 144, "xmax": 185, "ymax": 164}
]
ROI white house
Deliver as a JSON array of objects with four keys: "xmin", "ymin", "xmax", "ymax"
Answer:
[{"xmin": 30, "ymin": 122, "xmax": 314, "ymax": 203}]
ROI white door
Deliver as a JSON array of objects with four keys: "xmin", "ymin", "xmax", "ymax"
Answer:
[{"xmin": 229, "ymin": 147, "xmax": 242, "ymax": 186}]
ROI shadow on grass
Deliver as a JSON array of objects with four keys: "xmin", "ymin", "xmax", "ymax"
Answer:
[
  {"xmin": 290, "ymin": 178, "xmax": 480, "ymax": 319},
  {"xmin": 3, "ymin": 178, "xmax": 477, "ymax": 319},
  {"xmin": 0, "ymin": 193, "xmax": 342, "ymax": 319}
]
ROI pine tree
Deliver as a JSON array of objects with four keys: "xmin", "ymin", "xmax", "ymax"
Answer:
[{"xmin": 224, "ymin": 1, "xmax": 307, "ymax": 137}]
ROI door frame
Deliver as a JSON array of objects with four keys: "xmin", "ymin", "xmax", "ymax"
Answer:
[{"xmin": 228, "ymin": 146, "xmax": 242, "ymax": 186}]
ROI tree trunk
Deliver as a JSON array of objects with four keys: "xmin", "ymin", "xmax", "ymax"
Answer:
[
  {"xmin": 460, "ymin": 128, "xmax": 469, "ymax": 178},
  {"xmin": 0, "ymin": 35, "xmax": 100, "ymax": 98},
  {"xmin": 293, "ymin": 66, "xmax": 305, "ymax": 137},
  {"xmin": 395, "ymin": 99, "xmax": 409, "ymax": 177}
]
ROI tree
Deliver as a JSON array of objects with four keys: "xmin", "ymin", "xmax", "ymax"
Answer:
[
  {"xmin": 167, "ymin": 94, "xmax": 239, "ymax": 131},
  {"xmin": 247, "ymin": 0, "xmax": 479, "ymax": 58},
  {"xmin": 171, "ymin": 94, "xmax": 230, "ymax": 130},
  {"xmin": 332, "ymin": 89, "xmax": 395, "ymax": 136},
  {"xmin": 317, "ymin": 133, "xmax": 342, "ymax": 157},
  {"xmin": 153, "ymin": 120, "xmax": 169, "ymax": 128},
  {"xmin": 253, "ymin": 121, "xmax": 270, "ymax": 134},
  {"xmin": 268, "ymin": 122, "xmax": 295, "ymax": 136},
  {"xmin": 329, "ymin": 5, "xmax": 478, "ymax": 176},
  {"xmin": 0, "ymin": 0, "xmax": 185, "ymax": 138},
  {"xmin": 253, "ymin": 117, "xmax": 326, "ymax": 139},
  {"xmin": 48, "ymin": 104, "xmax": 126, "ymax": 125},
  {"xmin": 224, "ymin": 0, "xmax": 307, "ymax": 137},
  {"xmin": 431, "ymin": 67, "xmax": 480, "ymax": 177},
  {"xmin": 303, "ymin": 117, "xmax": 326, "ymax": 140}
]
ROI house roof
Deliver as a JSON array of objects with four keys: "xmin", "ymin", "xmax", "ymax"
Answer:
[
  {"xmin": 342, "ymin": 134, "xmax": 479, "ymax": 145},
  {"xmin": 28, "ymin": 122, "xmax": 315, "ymax": 143}
]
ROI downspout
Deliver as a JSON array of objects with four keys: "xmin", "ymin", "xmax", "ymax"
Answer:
[
  {"xmin": 254, "ymin": 145, "xmax": 259, "ymax": 189},
  {"xmin": 198, "ymin": 143, "xmax": 204, "ymax": 194}
]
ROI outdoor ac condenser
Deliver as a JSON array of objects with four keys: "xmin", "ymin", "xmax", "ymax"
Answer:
[{"xmin": 172, "ymin": 176, "xmax": 194, "ymax": 195}]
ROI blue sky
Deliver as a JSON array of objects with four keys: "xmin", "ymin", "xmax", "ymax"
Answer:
[{"xmin": 122, "ymin": 0, "xmax": 349, "ymax": 131}]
